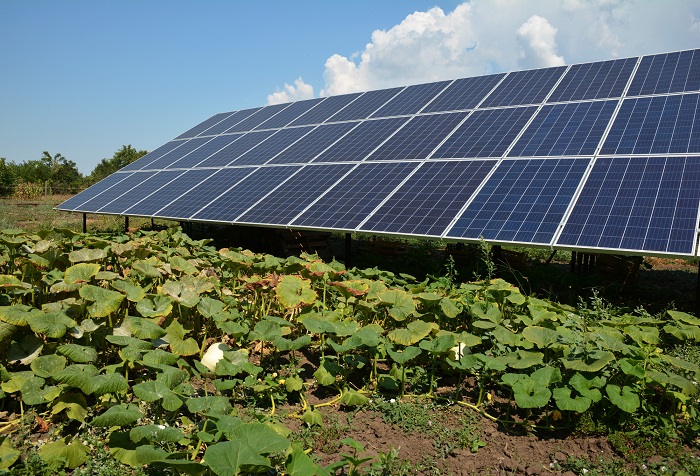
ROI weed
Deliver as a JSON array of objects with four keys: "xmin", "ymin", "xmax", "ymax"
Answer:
[{"xmin": 370, "ymin": 397, "xmax": 434, "ymax": 433}]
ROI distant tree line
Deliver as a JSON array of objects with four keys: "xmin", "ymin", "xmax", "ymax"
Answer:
[{"xmin": 0, "ymin": 145, "xmax": 147, "ymax": 197}]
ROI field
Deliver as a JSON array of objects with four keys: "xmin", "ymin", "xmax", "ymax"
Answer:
[{"xmin": 1, "ymin": 196, "xmax": 699, "ymax": 476}]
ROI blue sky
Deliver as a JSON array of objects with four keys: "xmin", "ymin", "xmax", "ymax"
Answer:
[{"xmin": 1, "ymin": 0, "xmax": 699, "ymax": 174}]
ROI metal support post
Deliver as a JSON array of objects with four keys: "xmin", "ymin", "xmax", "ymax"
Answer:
[
  {"xmin": 82, "ymin": 213, "xmax": 87, "ymax": 233},
  {"xmin": 345, "ymin": 233, "xmax": 352, "ymax": 267}
]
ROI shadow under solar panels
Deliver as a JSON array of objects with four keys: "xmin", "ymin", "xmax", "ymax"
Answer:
[
  {"xmin": 556, "ymin": 156, "xmax": 700, "ymax": 255},
  {"xmin": 446, "ymin": 158, "xmax": 590, "ymax": 244}
]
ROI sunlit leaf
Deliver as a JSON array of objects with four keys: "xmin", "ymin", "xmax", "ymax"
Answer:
[
  {"xmin": 79, "ymin": 285, "xmax": 125, "ymax": 317},
  {"xmin": 64, "ymin": 263, "xmax": 100, "ymax": 284},
  {"xmin": 276, "ymin": 275, "xmax": 317, "ymax": 309}
]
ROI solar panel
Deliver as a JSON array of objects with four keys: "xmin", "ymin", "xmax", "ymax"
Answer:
[
  {"xmin": 312, "ymin": 117, "xmax": 409, "ymax": 162},
  {"xmin": 422, "ymin": 74, "xmax": 505, "ymax": 113},
  {"xmin": 446, "ymin": 158, "xmax": 589, "ymax": 244},
  {"xmin": 123, "ymin": 169, "xmax": 217, "ymax": 217},
  {"xmin": 198, "ymin": 108, "xmax": 262, "ymax": 136},
  {"xmin": 59, "ymin": 48, "xmax": 700, "ymax": 259},
  {"xmin": 155, "ymin": 168, "xmax": 258, "ymax": 219},
  {"xmin": 96, "ymin": 170, "xmax": 186, "ymax": 214},
  {"xmin": 366, "ymin": 112, "xmax": 468, "ymax": 161},
  {"xmin": 194, "ymin": 130, "xmax": 277, "ymax": 168},
  {"xmin": 193, "ymin": 166, "xmax": 301, "ymax": 222},
  {"xmin": 225, "ymin": 103, "xmax": 292, "ymax": 133},
  {"xmin": 480, "ymin": 66, "xmax": 566, "ymax": 107},
  {"xmin": 557, "ymin": 156, "xmax": 700, "ymax": 255},
  {"xmin": 548, "ymin": 58, "xmax": 637, "ymax": 102},
  {"xmin": 287, "ymin": 93, "xmax": 362, "ymax": 126},
  {"xmin": 268, "ymin": 122, "xmax": 359, "ymax": 164},
  {"xmin": 175, "ymin": 112, "xmax": 233, "ymax": 140},
  {"xmin": 601, "ymin": 93, "xmax": 700, "ymax": 155},
  {"xmin": 232, "ymin": 127, "xmax": 315, "ymax": 166},
  {"xmin": 359, "ymin": 160, "xmax": 495, "ymax": 237},
  {"xmin": 627, "ymin": 50, "xmax": 700, "ymax": 96},
  {"xmin": 509, "ymin": 100, "xmax": 618, "ymax": 157},
  {"xmin": 57, "ymin": 172, "xmax": 134, "ymax": 211},
  {"xmin": 431, "ymin": 107, "xmax": 537, "ymax": 158},
  {"xmin": 371, "ymin": 81, "xmax": 451, "ymax": 117},
  {"xmin": 71, "ymin": 171, "xmax": 158, "ymax": 212},
  {"xmin": 140, "ymin": 137, "xmax": 214, "ymax": 171},
  {"xmin": 164, "ymin": 135, "xmax": 243, "ymax": 169},
  {"xmin": 238, "ymin": 164, "xmax": 355, "ymax": 225},
  {"xmin": 120, "ymin": 141, "xmax": 186, "ymax": 171},
  {"xmin": 325, "ymin": 87, "xmax": 404, "ymax": 122},
  {"xmin": 291, "ymin": 162, "xmax": 419, "ymax": 230},
  {"xmin": 255, "ymin": 98, "xmax": 325, "ymax": 129}
]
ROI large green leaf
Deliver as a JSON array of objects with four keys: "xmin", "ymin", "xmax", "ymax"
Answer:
[
  {"xmin": 276, "ymin": 275, "xmax": 317, "ymax": 309},
  {"xmin": 387, "ymin": 320, "xmax": 437, "ymax": 346},
  {"xmin": 419, "ymin": 333, "xmax": 456, "ymax": 354},
  {"xmin": 165, "ymin": 321, "xmax": 199, "ymax": 356},
  {"xmin": 133, "ymin": 260, "xmax": 163, "ymax": 278},
  {"xmin": 439, "ymin": 297, "xmax": 462, "ymax": 318},
  {"xmin": 68, "ymin": 248, "xmax": 108, "ymax": 263},
  {"xmin": 137, "ymin": 294, "xmax": 174, "ymax": 318},
  {"xmin": 51, "ymin": 393, "xmax": 88, "ymax": 422},
  {"xmin": 0, "ymin": 275, "xmax": 30, "ymax": 291},
  {"xmin": 87, "ymin": 373, "xmax": 128, "ymax": 396},
  {"xmin": 0, "ymin": 304, "xmax": 38, "ymax": 326},
  {"xmin": 0, "ymin": 436, "xmax": 20, "ymax": 469},
  {"xmin": 569, "ymin": 373, "xmax": 604, "ymax": 403},
  {"xmin": 64, "ymin": 263, "xmax": 101, "ymax": 284},
  {"xmin": 57, "ymin": 343, "xmax": 98, "ymax": 363},
  {"xmin": 38, "ymin": 437, "xmax": 89, "ymax": 469},
  {"xmin": 54, "ymin": 364, "xmax": 99, "ymax": 392},
  {"xmin": 7, "ymin": 334, "xmax": 43, "ymax": 365},
  {"xmin": 111, "ymin": 280, "xmax": 146, "ymax": 302},
  {"xmin": 186, "ymin": 396, "xmax": 233, "ymax": 415},
  {"xmin": 31, "ymin": 354, "xmax": 67, "ymax": 377},
  {"xmin": 162, "ymin": 279, "xmax": 200, "ymax": 307},
  {"xmin": 133, "ymin": 380, "xmax": 183, "ymax": 411},
  {"xmin": 91, "ymin": 403, "xmax": 142, "ymax": 427},
  {"xmin": 562, "ymin": 351, "xmax": 615, "ymax": 372},
  {"xmin": 79, "ymin": 285, "xmax": 125, "ymax": 317},
  {"xmin": 124, "ymin": 316, "xmax": 167, "ymax": 340},
  {"xmin": 511, "ymin": 376, "xmax": 551, "ymax": 408},
  {"xmin": 553, "ymin": 387, "xmax": 592, "ymax": 413},
  {"xmin": 204, "ymin": 440, "xmax": 270, "ymax": 476},
  {"xmin": 250, "ymin": 320, "xmax": 284, "ymax": 342},
  {"xmin": 377, "ymin": 289, "xmax": 415, "ymax": 321},
  {"xmin": 385, "ymin": 345, "xmax": 422, "ymax": 365},
  {"xmin": 286, "ymin": 443, "xmax": 320, "ymax": 476},
  {"xmin": 169, "ymin": 256, "xmax": 199, "ymax": 275},
  {"xmin": 605, "ymin": 384, "xmax": 640, "ymax": 413},
  {"xmin": 227, "ymin": 423, "xmax": 291, "ymax": 454},
  {"xmin": 26, "ymin": 311, "xmax": 76, "ymax": 338},
  {"xmin": 498, "ymin": 350, "xmax": 544, "ymax": 369},
  {"xmin": 130, "ymin": 425, "xmax": 185, "ymax": 444},
  {"xmin": 522, "ymin": 326, "xmax": 561, "ymax": 348}
]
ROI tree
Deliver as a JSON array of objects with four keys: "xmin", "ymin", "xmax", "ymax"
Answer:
[
  {"xmin": 0, "ymin": 158, "xmax": 17, "ymax": 197},
  {"xmin": 41, "ymin": 151, "xmax": 82, "ymax": 190},
  {"xmin": 88, "ymin": 145, "xmax": 148, "ymax": 184}
]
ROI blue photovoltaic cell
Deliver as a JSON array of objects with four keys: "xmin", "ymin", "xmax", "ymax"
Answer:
[
  {"xmin": 325, "ymin": 87, "xmax": 403, "ymax": 122},
  {"xmin": 254, "ymin": 98, "xmax": 324, "ymax": 129},
  {"xmin": 224, "ymin": 103, "xmax": 291, "ymax": 133},
  {"xmin": 238, "ymin": 164, "xmax": 355, "ymax": 225},
  {"xmin": 557, "ymin": 156, "xmax": 700, "ymax": 255},
  {"xmin": 371, "ymin": 81, "xmax": 451, "ymax": 117},
  {"xmin": 627, "ymin": 49, "xmax": 700, "ymax": 96},
  {"xmin": 175, "ymin": 112, "xmax": 232, "ymax": 139},
  {"xmin": 360, "ymin": 160, "xmax": 495, "ymax": 236},
  {"xmin": 431, "ymin": 107, "xmax": 537, "ymax": 158},
  {"xmin": 124, "ymin": 169, "xmax": 217, "ymax": 216},
  {"xmin": 312, "ymin": 117, "xmax": 409, "ymax": 162},
  {"xmin": 422, "ymin": 74, "xmax": 505, "ymax": 113},
  {"xmin": 292, "ymin": 162, "xmax": 419, "ymax": 229},
  {"xmin": 195, "ymin": 130, "xmax": 276, "ymax": 167},
  {"xmin": 366, "ymin": 112, "xmax": 468, "ymax": 161},
  {"xmin": 481, "ymin": 66, "xmax": 566, "ymax": 107},
  {"xmin": 447, "ymin": 159, "xmax": 589, "ymax": 244},
  {"xmin": 548, "ymin": 58, "xmax": 637, "ymax": 102},
  {"xmin": 97, "ymin": 170, "xmax": 186, "ymax": 214},
  {"xmin": 156, "ymin": 168, "xmax": 257, "ymax": 219},
  {"xmin": 72, "ymin": 172, "xmax": 157, "ymax": 212},
  {"xmin": 140, "ymin": 137, "xmax": 213, "ymax": 170},
  {"xmin": 120, "ymin": 141, "xmax": 186, "ymax": 171},
  {"xmin": 268, "ymin": 122, "xmax": 359, "ymax": 164},
  {"xmin": 165, "ymin": 135, "xmax": 243, "ymax": 169},
  {"xmin": 57, "ymin": 172, "xmax": 134, "ymax": 211},
  {"xmin": 509, "ymin": 100, "xmax": 617, "ymax": 157},
  {"xmin": 601, "ymin": 93, "xmax": 700, "ymax": 155},
  {"xmin": 287, "ymin": 93, "xmax": 362, "ymax": 126},
  {"xmin": 193, "ymin": 166, "xmax": 301, "ymax": 222},
  {"xmin": 198, "ymin": 108, "xmax": 262, "ymax": 136},
  {"xmin": 232, "ymin": 127, "xmax": 314, "ymax": 166}
]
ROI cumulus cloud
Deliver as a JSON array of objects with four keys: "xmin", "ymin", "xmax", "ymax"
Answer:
[
  {"xmin": 267, "ymin": 77, "xmax": 314, "ymax": 105},
  {"xmin": 269, "ymin": 0, "xmax": 700, "ymax": 99},
  {"xmin": 516, "ymin": 15, "xmax": 565, "ymax": 68}
]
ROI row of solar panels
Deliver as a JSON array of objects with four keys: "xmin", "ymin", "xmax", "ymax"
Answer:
[
  {"xmin": 57, "ymin": 156, "xmax": 700, "ymax": 257},
  {"xmin": 112, "ymin": 92, "xmax": 700, "ymax": 174},
  {"xmin": 57, "ymin": 48, "xmax": 700, "ymax": 258}
]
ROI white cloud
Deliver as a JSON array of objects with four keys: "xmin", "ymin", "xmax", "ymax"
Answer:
[
  {"xmin": 516, "ymin": 15, "xmax": 565, "ymax": 68},
  {"xmin": 269, "ymin": 0, "xmax": 700, "ymax": 99},
  {"xmin": 267, "ymin": 77, "xmax": 314, "ymax": 105}
]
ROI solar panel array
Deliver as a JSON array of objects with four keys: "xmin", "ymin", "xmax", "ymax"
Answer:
[{"xmin": 59, "ymin": 49, "xmax": 700, "ymax": 258}]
